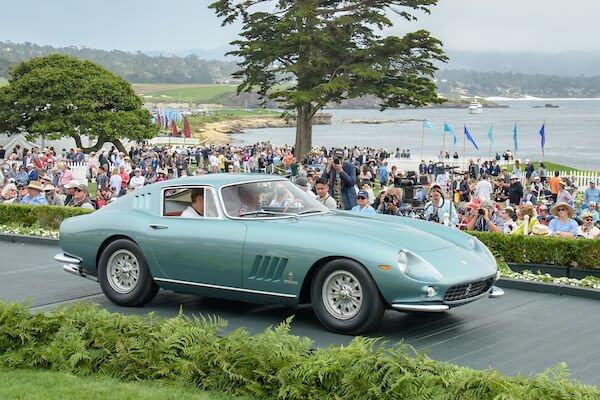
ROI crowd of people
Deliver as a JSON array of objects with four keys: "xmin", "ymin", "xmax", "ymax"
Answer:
[{"xmin": 0, "ymin": 141, "xmax": 598, "ymax": 239}]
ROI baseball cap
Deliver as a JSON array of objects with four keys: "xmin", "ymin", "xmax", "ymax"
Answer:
[{"xmin": 357, "ymin": 190, "xmax": 368, "ymax": 198}]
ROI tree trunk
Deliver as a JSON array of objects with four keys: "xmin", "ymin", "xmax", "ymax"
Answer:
[
  {"xmin": 71, "ymin": 135, "xmax": 126, "ymax": 154},
  {"xmin": 294, "ymin": 104, "xmax": 313, "ymax": 162}
]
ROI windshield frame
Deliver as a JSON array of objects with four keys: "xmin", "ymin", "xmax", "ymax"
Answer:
[{"xmin": 218, "ymin": 177, "xmax": 330, "ymax": 220}]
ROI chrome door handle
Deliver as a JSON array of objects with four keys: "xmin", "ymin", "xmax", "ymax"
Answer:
[{"xmin": 149, "ymin": 224, "xmax": 169, "ymax": 229}]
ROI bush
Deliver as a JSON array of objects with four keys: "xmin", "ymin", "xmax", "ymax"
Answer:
[
  {"xmin": 470, "ymin": 231, "xmax": 600, "ymax": 270},
  {"xmin": 0, "ymin": 203, "xmax": 92, "ymax": 230},
  {"xmin": 0, "ymin": 302, "xmax": 598, "ymax": 399}
]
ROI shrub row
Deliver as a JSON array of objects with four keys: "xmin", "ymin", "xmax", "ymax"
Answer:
[
  {"xmin": 470, "ymin": 231, "xmax": 600, "ymax": 270},
  {"xmin": 0, "ymin": 203, "xmax": 92, "ymax": 230},
  {"xmin": 0, "ymin": 302, "xmax": 597, "ymax": 400}
]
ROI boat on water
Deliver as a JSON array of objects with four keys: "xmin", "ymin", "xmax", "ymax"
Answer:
[{"xmin": 468, "ymin": 100, "xmax": 483, "ymax": 114}]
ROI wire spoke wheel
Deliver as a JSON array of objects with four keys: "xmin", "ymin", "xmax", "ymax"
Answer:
[
  {"xmin": 106, "ymin": 249, "xmax": 140, "ymax": 294},
  {"xmin": 322, "ymin": 270, "xmax": 363, "ymax": 320}
]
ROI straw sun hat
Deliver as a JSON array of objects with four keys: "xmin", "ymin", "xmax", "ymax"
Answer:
[{"xmin": 550, "ymin": 202, "xmax": 574, "ymax": 217}]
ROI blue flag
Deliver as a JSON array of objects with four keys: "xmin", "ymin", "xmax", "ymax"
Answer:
[
  {"xmin": 488, "ymin": 125, "xmax": 496, "ymax": 153},
  {"xmin": 513, "ymin": 123, "xmax": 519, "ymax": 152},
  {"xmin": 423, "ymin": 120, "xmax": 441, "ymax": 136},
  {"xmin": 539, "ymin": 123, "xmax": 545, "ymax": 149},
  {"xmin": 444, "ymin": 122, "xmax": 457, "ymax": 146},
  {"xmin": 464, "ymin": 125, "xmax": 479, "ymax": 150}
]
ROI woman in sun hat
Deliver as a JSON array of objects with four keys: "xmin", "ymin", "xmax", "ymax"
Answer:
[{"xmin": 548, "ymin": 202, "xmax": 578, "ymax": 238}]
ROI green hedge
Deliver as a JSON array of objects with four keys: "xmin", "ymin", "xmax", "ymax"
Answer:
[
  {"xmin": 0, "ymin": 203, "xmax": 92, "ymax": 230},
  {"xmin": 0, "ymin": 302, "xmax": 598, "ymax": 399},
  {"xmin": 470, "ymin": 231, "xmax": 600, "ymax": 270}
]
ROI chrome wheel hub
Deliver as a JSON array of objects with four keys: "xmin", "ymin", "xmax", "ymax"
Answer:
[
  {"xmin": 106, "ymin": 249, "xmax": 140, "ymax": 294},
  {"xmin": 322, "ymin": 270, "xmax": 363, "ymax": 320}
]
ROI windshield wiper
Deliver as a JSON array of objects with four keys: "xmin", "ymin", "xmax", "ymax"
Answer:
[
  {"xmin": 239, "ymin": 210, "xmax": 295, "ymax": 217},
  {"xmin": 297, "ymin": 209, "xmax": 325, "ymax": 215}
]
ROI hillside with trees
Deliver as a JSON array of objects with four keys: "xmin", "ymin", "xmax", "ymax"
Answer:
[
  {"xmin": 1, "ymin": 41, "xmax": 599, "ymax": 98},
  {"xmin": 0, "ymin": 41, "xmax": 237, "ymax": 84}
]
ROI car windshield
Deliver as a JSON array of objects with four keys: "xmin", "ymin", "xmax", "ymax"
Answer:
[{"xmin": 221, "ymin": 179, "xmax": 329, "ymax": 218}]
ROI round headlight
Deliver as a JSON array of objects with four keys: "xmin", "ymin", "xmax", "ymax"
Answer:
[{"xmin": 397, "ymin": 250, "xmax": 408, "ymax": 273}]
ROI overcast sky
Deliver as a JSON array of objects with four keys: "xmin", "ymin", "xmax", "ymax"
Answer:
[{"xmin": 1, "ymin": 0, "xmax": 598, "ymax": 54}]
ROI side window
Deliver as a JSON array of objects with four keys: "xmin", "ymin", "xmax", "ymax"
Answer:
[{"xmin": 163, "ymin": 186, "xmax": 220, "ymax": 218}]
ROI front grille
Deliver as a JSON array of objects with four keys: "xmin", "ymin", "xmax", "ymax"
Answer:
[{"xmin": 444, "ymin": 278, "xmax": 493, "ymax": 302}]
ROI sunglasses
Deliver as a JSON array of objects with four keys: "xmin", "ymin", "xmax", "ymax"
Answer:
[
  {"xmin": 557, "ymin": 208, "xmax": 567, "ymax": 212},
  {"xmin": 583, "ymin": 217, "xmax": 593, "ymax": 221},
  {"xmin": 357, "ymin": 196, "xmax": 367, "ymax": 200},
  {"xmin": 73, "ymin": 188, "xmax": 82, "ymax": 193}
]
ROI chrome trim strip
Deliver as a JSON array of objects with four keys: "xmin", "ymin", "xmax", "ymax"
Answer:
[
  {"xmin": 154, "ymin": 277, "xmax": 297, "ymax": 298},
  {"xmin": 489, "ymin": 286, "xmax": 505, "ymax": 298},
  {"xmin": 392, "ymin": 304, "xmax": 450, "ymax": 312},
  {"xmin": 54, "ymin": 253, "xmax": 81, "ymax": 265}
]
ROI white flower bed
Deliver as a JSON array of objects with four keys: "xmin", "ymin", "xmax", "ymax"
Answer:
[
  {"xmin": 0, "ymin": 224, "xmax": 59, "ymax": 239},
  {"xmin": 499, "ymin": 264, "xmax": 600, "ymax": 290}
]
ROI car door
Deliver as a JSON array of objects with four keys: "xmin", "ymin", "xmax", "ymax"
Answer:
[{"xmin": 147, "ymin": 185, "xmax": 246, "ymax": 288}]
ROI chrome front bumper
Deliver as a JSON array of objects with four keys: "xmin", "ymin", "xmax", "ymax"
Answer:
[
  {"xmin": 54, "ymin": 253, "xmax": 97, "ymax": 282},
  {"xmin": 392, "ymin": 285, "xmax": 504, "ymax": 312}
]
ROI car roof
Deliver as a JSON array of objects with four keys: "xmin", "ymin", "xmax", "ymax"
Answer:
[{"xmin": 157, "ymin": 173, "xmax": 286, "ymax": 189}]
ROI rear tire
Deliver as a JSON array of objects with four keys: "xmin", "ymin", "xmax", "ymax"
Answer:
[
  {"xmin": 98, "ymin": 239, "xmax": 158, "ymax": 306},
  {"xmin": 311, "ymin": 259, "xmax": 385, "ymax": 334}
]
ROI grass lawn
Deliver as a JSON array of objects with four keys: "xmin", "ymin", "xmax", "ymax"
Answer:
[
  {"xmin": 0, "ymin": 368, "xmax": 255, "ymax": 400},
  {"xmin": 138, "ymin": 85, "xmax": 237, "ymax": 103}
]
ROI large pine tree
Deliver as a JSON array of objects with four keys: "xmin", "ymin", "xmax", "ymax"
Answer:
[{"xmin": 210, "ymin": 0, "xmax": 447, "ymax": 160}]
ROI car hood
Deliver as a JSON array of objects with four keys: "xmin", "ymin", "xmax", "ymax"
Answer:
[{"xmin": 292, "ymin": 211, "xmax": 472, "ymax": 253}]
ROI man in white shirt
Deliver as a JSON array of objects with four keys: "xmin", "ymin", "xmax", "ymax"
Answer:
[
  {"xmin": 129, "ymin": 168, "xmax": 145, "ymax": 190},
  {"xmin": 181, "ymin": 188, "xmax": 204, "ymax": 218},
  {"xmin": 474, "ymin": 173, "xmax": 493, "ymax": 201}
]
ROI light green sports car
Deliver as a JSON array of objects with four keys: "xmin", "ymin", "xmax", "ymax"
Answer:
[{"xmin": 55, "ymin": 174, "xmax": 503, "ymax": 334}]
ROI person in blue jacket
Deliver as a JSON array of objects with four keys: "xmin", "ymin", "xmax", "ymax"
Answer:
[{"xmin": 321, "ymin": 149, "xmax": 356, "ymax": 210}]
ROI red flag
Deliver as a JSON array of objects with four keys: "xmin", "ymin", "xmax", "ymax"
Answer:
[
  {"xmin": 156, "ymin": 114, "xmax": 161, "ymax": 128},
  {"xmin": 183, "ymin": 117, "xmax": 191, "ymax": 138},
  {"xmin": 171, "ymin": 120, "xmax": 178, "ymax": 137},
  {"xmin": 165, "ymin": 114, "xmax": 169, "ymax": 129}
]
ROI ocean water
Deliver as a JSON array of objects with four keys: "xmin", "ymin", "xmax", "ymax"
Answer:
[{"xmin": 230, "ymin": 99, "xmax": 600, "ymax": 170}]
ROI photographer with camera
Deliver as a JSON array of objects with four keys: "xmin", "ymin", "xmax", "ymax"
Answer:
[
  {"xmin": 422, "ymin": 183, "xmax": 458, "ymax": 226},
  {"xmin": 321, "ymin": 149, "xmax": 357, "ymax": 210},
  {"xmin": 466, "ymin": 200, "xmax": 504, "ymax": 232},
  {"xmin": 374, "ymin": 186, "xmax": 402, "ymax": 215}
]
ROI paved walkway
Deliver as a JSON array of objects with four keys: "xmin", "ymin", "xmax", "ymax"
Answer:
[{"xmin": 1, "ymin": 240, "xmax": 599, "ymax": 386}]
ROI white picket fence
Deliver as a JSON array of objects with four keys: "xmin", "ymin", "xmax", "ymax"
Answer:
[
  {"xmin": 559, "ymin": 171, "xmax": 600, "ymax": 191},
  {"xmin": 67, "ymin": 162, "xmax": 88, "ymax": 185}
]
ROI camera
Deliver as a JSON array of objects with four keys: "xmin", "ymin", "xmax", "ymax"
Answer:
[
  {"xmin": 333, "ymin": 158, "xmax": 341, "ymax": 165},
  {"xmin": 478, "ymin": 208, "xmax": 485, "ymax": 216},
  {"xmin": 428, "ymin": 214, "xmax": 440, "ymax": 223},
  {"xmin": 383, "ymin": 195, "xmax": 393, "ymax": 203}
]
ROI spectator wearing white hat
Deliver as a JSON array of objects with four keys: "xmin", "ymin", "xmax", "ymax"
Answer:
[
  {"xmin": 67, "ymin": 183, "xmax": 94, "ymax": 209},
  {"xmin": 129, "ymin": 168, "xmax": 145, "ymax": 190},
  {"xmin": 423, "ymin": 183, "xmax": 458, "ymax": 226},
  {"xmin": 62, "ymin": 179, "xmax": 81, "ymax": 206}
]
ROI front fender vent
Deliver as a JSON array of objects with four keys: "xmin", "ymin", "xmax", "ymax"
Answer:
[{"xmin": 249, "ymin": 256, "xmax": 288, "ymax": 282}]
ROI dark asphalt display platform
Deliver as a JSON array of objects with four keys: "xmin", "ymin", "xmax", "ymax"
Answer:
[{"xmin": 1, "ymin": 240, "xmax": 599, "ymax": 386}]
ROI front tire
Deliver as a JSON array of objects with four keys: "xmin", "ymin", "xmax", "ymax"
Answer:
[
  {"xmin": 98, "ymin": 239, "xmax": 158, "ymax": 306},
  {"xmin": 311, "ymin": 259, "xmax": 385, "ymax": 334}
]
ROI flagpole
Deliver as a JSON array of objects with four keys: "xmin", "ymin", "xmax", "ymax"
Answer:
[
  {"xmin": 462, "ymin": 124, "xmax": 466, "ymax": 171},
  {"xmin": 514, "ymin": 121, "xmax": 518, "ymax": 162},
  {"xmin": 420, "ymin": 119, "xmax": 425, "ymax": 161},
  {"xmin": 489, "ymin": 123, "xmax": 492, "ymax": 160},
  {"xmin": 542, "ymin": 120, "xmax": 546, "ymax": 160},
  {"xmin": 442, "ymin": 121, "xmax": 446, "ymax": 168}
]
